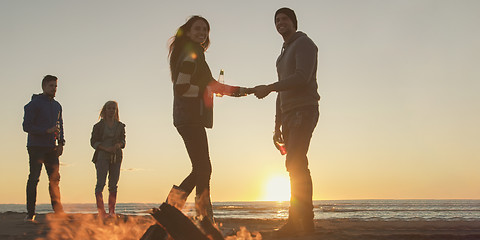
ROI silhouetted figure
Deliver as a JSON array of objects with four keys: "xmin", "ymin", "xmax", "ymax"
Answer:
[
  {"xmin": 22, "ymin": 75, "xmax": 66, "ymax": 222},
  {"xmin": 167, "ymin": 15, "xmax": 249, "ymax": 223},
  {"xmin": 90, "ymin": 101, "xmax": 126, "ymax": 219},
  {"xmin": 253, "ymin": 8, "xmax": 320, "ymax": 236}
]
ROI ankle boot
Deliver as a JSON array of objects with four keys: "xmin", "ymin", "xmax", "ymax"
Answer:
[
  {"xmin": 195, "ymin": 190, "xmax": 214, "ymax": 224},
  {"xmin": 166, "ymin": 185, "xmax": 188, "ymax": 210},
  {"xmin": 95, "ymin": 192, "xmax": 107, "ymax": 218},
  {"xmin": 276, "ymin": 209, "xmax": 314, "ymax": 236},
  {"xmin": 108, "ymin": 191, "xmax": 117, "ymax": 216}
]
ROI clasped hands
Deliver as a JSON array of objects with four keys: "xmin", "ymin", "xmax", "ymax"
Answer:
[
  {"xmin": 236, "ymin": 85, "xmax": 274, "ymax": 99},
  {"xmin": 99, "ymin": 143, "xmax": 122, "ymax": 153}
]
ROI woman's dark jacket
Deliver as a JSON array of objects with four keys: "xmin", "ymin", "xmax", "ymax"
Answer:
[
  {"xmin": 171, "ymin": 39, "xmax": 241, "ymax": 128},
  {"xmin": 90, "ymin": 119, "xmax": 126, "ymax": 163},
  {"xmin": 172, "ymin": 40, "xmax": 214, "ymax": 128}
]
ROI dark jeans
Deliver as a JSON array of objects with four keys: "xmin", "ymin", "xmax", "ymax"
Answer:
[
  {"xmin": 176, "ymin": 125, "xmax": 212, "ymax": 196},
  {"xmin": 26, "ymin": 146, "xmax": 64, "ymax": 215},
  {"xmin": 95, "ymin": 157, "xmax": 122, "ymax": 193},
  {"xmin": 282, "ymin": 106, "xmax": 319, "ymax": 220}
]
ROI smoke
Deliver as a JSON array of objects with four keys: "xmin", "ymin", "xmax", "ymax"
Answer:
[
  {"xmin": 120, "ymin": 168, "xmax": 146, "ymax": 172},
  {"xmin": 34, "ymin": 212, "xmax": 263, "ymax": 239},
  {"xmin": 35, "ymin": 188, "xmax": 261, "ymax": 240},
  {"xmin": 59, "ymin": 161, "xmax": 71, "ymax": 167},
  {"xmin": 36, "ymin": 213, "xmax": 155, "ymax": 240}
]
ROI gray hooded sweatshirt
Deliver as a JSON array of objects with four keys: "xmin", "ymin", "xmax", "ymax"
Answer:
[{"xmin": 274, "ymin": 31, "xmax": 320, "ymax": 124}]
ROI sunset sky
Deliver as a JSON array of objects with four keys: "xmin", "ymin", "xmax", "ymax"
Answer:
[{"xmin": 1, "ymin": 0, "xmax": 479, "ymax": 204}]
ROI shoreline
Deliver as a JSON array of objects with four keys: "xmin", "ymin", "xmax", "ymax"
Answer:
[{"xmin": 2, "ymin": 212, "xmax": 480, "ymax": 240}]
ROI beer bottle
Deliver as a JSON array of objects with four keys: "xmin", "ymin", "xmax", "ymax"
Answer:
[{"xmin": 215, "ymin": 69, "xmax": 224, "ymax": 97}]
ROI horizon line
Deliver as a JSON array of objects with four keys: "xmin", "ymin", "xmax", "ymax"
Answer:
[{"xmin": 2, "ymin": 198, "xmax": 480, "ymax": 205}]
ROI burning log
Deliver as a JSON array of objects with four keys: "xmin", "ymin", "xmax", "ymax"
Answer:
[
  {"xmin": 140, "ymin": 202, "xmax": 225, "ymax": 240},
  {"xmin": 139, "ymin": 224, "xmax": 168, "ymax": 240},
  {"xmin": 148, "ymin": 203, "xmax": 209, "ymax": 240}
]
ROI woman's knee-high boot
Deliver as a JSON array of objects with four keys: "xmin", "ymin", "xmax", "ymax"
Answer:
[
  {"xmin": 95, "ymin": 192, "xmax": 107, "ymax": 218},
  {"xmin": 108, "ymin": 191, "xmax": 117, "ymax": 216}
]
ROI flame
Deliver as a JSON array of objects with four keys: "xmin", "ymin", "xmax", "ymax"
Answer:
[
  {"xmin": 36, "ymin": 213, "xmax": 155, "ymax": 240},
  {"xmin": 224, "ymin": 226, "xmax": 262, "ymax": 240}
]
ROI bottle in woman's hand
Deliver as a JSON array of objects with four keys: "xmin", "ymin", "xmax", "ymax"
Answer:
[{"xmin": 215, "ymin": 69, "xmax": 224, "ymax": 97}]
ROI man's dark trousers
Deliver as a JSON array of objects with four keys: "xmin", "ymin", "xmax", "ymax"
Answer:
[
  {"xmin": 283, "ymin": 105, "xmax": 319, "ymax": 224},
  {"xmin": 26, "ymin": 146, "xmax": 63, "ymax": 216}
]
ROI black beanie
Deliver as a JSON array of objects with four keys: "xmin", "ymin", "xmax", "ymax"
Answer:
[{"xmin": 275, "ymin": 7, "xmax": 297, "ymax": 30}]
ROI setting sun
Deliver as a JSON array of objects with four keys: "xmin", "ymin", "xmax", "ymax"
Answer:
[{"xmin": 263, "ymin": 174, "xmax": 291, "ymax": 201}]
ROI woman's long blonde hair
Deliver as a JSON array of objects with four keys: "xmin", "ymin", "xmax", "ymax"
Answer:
[{"xmin": 99, "ymin": 100, "xmax": 119, "ymax": 121}]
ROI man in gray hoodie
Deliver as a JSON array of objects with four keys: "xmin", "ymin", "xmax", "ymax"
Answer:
[{"xmin": 254, "ymin": 7, "xmax": 320, "ymax": 236}]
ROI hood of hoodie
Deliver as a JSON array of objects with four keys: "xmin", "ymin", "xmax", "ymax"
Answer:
[
  {"xmin": 283, "ymin": 31, "xmax": 307, "ymax": 47},
  {"xmin": 31, "ymin": 93, "xmax": 54, "ymax": 102}
]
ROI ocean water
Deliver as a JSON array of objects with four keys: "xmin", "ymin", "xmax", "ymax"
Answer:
[{"xmin": 2, "ymin": 199, "xmax": 480, "ymax": 221}]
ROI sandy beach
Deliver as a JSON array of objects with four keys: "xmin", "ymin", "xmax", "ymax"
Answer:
[{"xmin": 2, "ymin": 212, "xmax": 480, "ymax": 240}]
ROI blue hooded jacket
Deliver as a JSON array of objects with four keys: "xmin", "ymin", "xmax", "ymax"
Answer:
[{"xmin": 23, "ymin": 94, "xmax": 65, "ymax": 147}]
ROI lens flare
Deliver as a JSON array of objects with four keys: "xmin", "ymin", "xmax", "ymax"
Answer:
[{"xmin": 263, "ymin": 174, "xmax": 290, "ymax": 201}]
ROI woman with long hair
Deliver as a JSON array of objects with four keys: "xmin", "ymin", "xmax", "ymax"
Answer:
[
  {"xmin": 90, "ymin": 101, "xmax": 126, "ymax": 218},
  {"xmin": 167, "ymin": 15, "xmax": 250, "ymax": 222}
]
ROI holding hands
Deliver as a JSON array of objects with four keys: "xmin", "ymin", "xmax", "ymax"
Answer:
[
  {"xmin": 252, "ymin": 85, "xmax": 274, "ymax": 99},
  {"xmin": 227, "ymin": 85, "xmax": 274, "ymax": 99},
  {"xmin": 231, "ymin": 87, "xmax": 256, "ymax": 97}
]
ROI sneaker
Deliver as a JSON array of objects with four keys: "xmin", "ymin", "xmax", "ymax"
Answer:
[{"xmin": 24, "ymin": 214, "xmax": 36, "ymax": 223}]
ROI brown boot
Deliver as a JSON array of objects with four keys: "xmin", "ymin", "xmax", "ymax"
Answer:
[
  {"xmin": 108, "ymin": 191, "xmax": 117, "ymax": 216},
  {"xmin": 95, "ymin": 192, "xmax": 107, "ymax": 219},
  {"xmin": 276, "ymin": 170, "xmax": 314, "ymax": 236},
  {"xmin": 166, "ymin": 185, "xmax": 188, "ymax": 210},
  {"xmin": 275, "ymin": 210, "xmax": 314, "ymax": 237},
  {"xmin": 278, "ymin": 219, "xmax": 314, "ymax": 235},
  {"xmin": 195, "ymin": 190, "xmax": 214, "ymax": 224}
]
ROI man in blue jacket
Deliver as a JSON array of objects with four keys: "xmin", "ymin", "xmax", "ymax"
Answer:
[
  {"xmin": 254, "ymin": 8, "xmax": 320, "ymax": 236},
  {"xmin": 23, "ymin": 75, "xmax": 65, "ymax": 222}
]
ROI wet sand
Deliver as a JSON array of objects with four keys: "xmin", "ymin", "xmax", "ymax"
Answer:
[{"xmin": 2, "ymin": 212, "xmax": 480, "ymax": 239}]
